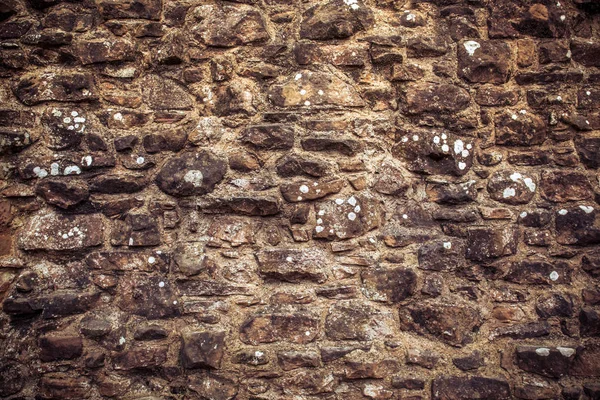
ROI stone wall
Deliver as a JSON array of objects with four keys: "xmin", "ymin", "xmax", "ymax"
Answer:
[{"xmin": 0, "ymin": 0, "xmax": 599, "ymax": 398}]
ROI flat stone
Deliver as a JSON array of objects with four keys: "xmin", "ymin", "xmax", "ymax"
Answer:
[
  {"xmin": 503, "ymin": 258, "xmax": 571, "ymax": 285},
  {"xmin": 516, "ymin": 346, "xmax": 576, "ymax": 378},
  {"xmin": 361, "ymin": 267, "xmax": 417, "ymax": 303},
  {"xmin": 453, "ymin": 351, "xmax": 485, "ymax": 371},
  {"xmin": 325, "ymin": 301, "xmax": 394, "ymax": 341},
  {"xmin": 571, "ymin": 343, "xmax": 600, "ymax": 377},
  {"xmin": 176, "ymin": 279, "xmax": 250, "ymax": 296},
  {"xmin": 313, "ymin": 193, "xmax": 380, "ymax": 241},
  {"xmin": 276, "ymin": 154, "xmax": 330, "ymax": 178},
  {"xmin": 3, "ymin": 291, "xmax": 100, "ymax": 319},
  {"xmin": 465, "ymin": 226, "xmax": 518, "ymax": 262},
  {"xmin": 111, "ymin": 213, "xmax": 160, "ymax": 247},
  {"xmin": 189, "ymin": 4, "xmax": 268, "ymax": 47},
  {"xmin": 540, "ymin": 170, "xmax": 592, "ymax": 202},
  {"xmin": 427, "ymin": 181, "xmax": 477, "ymax": 204},
  {"xmin": 571, "ymin": 39, "xmax": 600, "ymax": 67},
  {"xmin": 372, "ymin": 164, "xmax": 410, "ymax": 196},
  {"xmin": 495, "ymin": 111, "xmax": 547, "ymax": 146},
  {"xmin": 300, "ymin": 0, "xmax": 373, "ymax": 40},
  {"xmin": 301, "ymin": 137, "xmax": 363, "ymax": 156},
  {"xmin": 580, "ymin": 308, "xmax": 600, "ymax": 337},
  {"xmin": 198, "ymin": 195, "xmax": 281, "ymax": 216},
  {"xmin": 36, "ymin": 180, "xmax": 89, "ymax": 209},
  {"xmin": 73, "ymin": 38, "xmax": 135, "ymax": 65},
  {"xmin": 536, "ymin": 293, "xmax": 575, "ymax": 318},
  {"xmin": 399, "ymin": 301, "xmax": 482, "ymax": 347},
  {"xmin": 39, "ymin": 373, "xmax": 90, "ymax": 400},
  {"xmin": 240, "ymin": 309, "xmax": 320, "ymax": 344},
  {"xmin": 39, "ymin": 334, "xmax": 83, "ymax": 362},
  {"xmin": 181, "ymin": 331, "xmax": 225, "ymax": 369},
  {"xmin": 0, "ymin": 363, "xmax": 25, "ymax": 396},
  {"xmin": 90, "ymin": 174, "xmax": 148, "ymax": 194},
  {"xmin": 155, "ymin": 151, "xmax": 227, "ymax": 197},
  {"xmin": 241, "ymin": 124, "xmax": 294, "ymax": 150},
  {"xmin": 392, "ymin": 130, "xmax": 474, "ymax": 176},
  {"xmin": 432, "ymin": 376, "xmax": 511, "ymax": 400},
  {"xmin": 487, "ymin": 170, "xmax": 537, "ymax": 205},
  {"xmin": 85, "ymin": 251, "xmax": 169, "ymax": 272},
  {"xmin": 281, "ymin": 178, "xmax": 344, "ymax": 203},
  {"xmin": 403, "ymin": 83, "xmax": 470, "ymax": 114},
  {"xmin": 14, "ymin": 71, "xmax": 96, "ymax": 105},
  {"xmin": 18, "ymin": 212, "xmax": 103, "ymax": 251},
  {"xmin": 458, "ymin": 40, "xmax": 512, "ymax": 83},
  {"xmin": 575, "ymin": 136, "xmax": 600, "ymax": 168},
  {"xmin": 277, "ymin": 351, "xmax": 320, "ymax": 371},
  {"xmin": 418, "ymin": 239, "xmax": 466, "ymax": 271},
  {"xmin": 489, "ymin": 321, "xmax": 550, "ymax": 340},
  {"xmin": 269, "ymin": 70, "xmax": 365, "ymax": 108},
  {"xmin": 475, "ymin": 86, "xmax": 519, "ymax": 106},
  {"xmin": 255, "ymin": 248, "xmax": 328, "ymax": 283},
  {"xmin": 295, "ymin": 43, "xmax": 368, "ymax": 66}
]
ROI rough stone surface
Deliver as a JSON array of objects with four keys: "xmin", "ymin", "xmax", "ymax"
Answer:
[{"xmin": 1, "ymin": 1, "xmax": 599, "ymax": 397}]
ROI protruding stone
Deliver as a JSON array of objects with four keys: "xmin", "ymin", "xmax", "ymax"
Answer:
[
  {"xmin": 73, "ymin": 39, "xmax": 135, "ymax": 65},
  {"xmin": 487, "ymin": 170, "xmax": 537, "ymax": 205},
  {"xmin": 403, "ymin": 83, "xmax": 470, "ymax": 114},
  {"xmin": 300, "ymin": 0, "xmax": 373, "ymax": 40},
  {"xmin": 155, "ymin": 151, "xmax": 227, "ymax": 197},
  {"xmin": 97, "ymin": 0, "xmax": 163, "ymax": 20},
  {"xmin": 465, "ymin": 226, "xmax": 518, "ymax": 262},
  {"xmin": 281, "ymin": 178, "xmax": 344, "ymax": 203},
  {"xmin": 14, "ymin": 71, "xmax": 96, "ymax": 105},
  {"xmin": 399, "ymin": 301, "xmax": 482, "ymax": 347},
  {"xmin": 0, "ymin": 129, "xmax": 34, "ymax": 155},
  {"xmin": 516, "ymin": 346, "xmax": 576, "ymax": 378},
  {"xmin": 181, "ymin": 331, "xmax": 226, "ymax": 369},
  {"xmin": 113, "ymin": 344, "xmax": 169, "ymax": 370},
  {"xmin": 495, "ymin": 111, "xmax": 547, "ymax": 146},
  {"xmin": 36, "ymin": 180, "xmax": 89, "ymax": 209},
  {"xmin": 556, "ymin": 206, "xmax": 600, "ymax": 246},
  {"xmin": 418, "ymin": 239, "xmax": 466, "ymax": 271},
  {"xmin": 116, "ymin": 275, "xmax": 180, "ymax": 319},
  {"xmin": 142, "ymin": 75, "xmax": 193, "ymax": 110},
  {"xmin": 458, "ymin": 40, "xmax": 512, "ymax": 83},
  {"xmin": 241, "ymin": 124, "xmax": 295, "ymax": 150},
  {"xmin": 240, "ymin": 309, "xmax": 320, "ymax": 344},
  {"xmin": 427, "ymin": 181, "xmax": 477, "ymax": 204},
  {"xmin": 432, "ymin": 376, "xmax": 511, "ymax": 400},
  {"xmin": 361, "ymin": 267, "xmax": 417, "ymax": 303},
  {"xmin": 540, "ymin": 170, "xmax": 592, "ymax": 202},
  {"xmin": 39, "ymin": 334, "xmax": 83, "ymax": 362}
]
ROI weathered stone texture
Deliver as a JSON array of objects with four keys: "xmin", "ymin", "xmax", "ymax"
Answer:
[{"xmin": 1, "ymin": 0, "xmax": 598, "ymax": 397}]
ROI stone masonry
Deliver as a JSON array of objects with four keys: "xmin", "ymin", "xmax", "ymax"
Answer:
[{"xmin": 0, "ymin": 0, "xmax": 600, "ymax": 399}]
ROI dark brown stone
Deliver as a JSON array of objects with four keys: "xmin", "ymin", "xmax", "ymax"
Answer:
[
  {"xmin": 300, "ymin": 0, "xmax": 373, "ymax": 40},
  {"xmin": 0, "ymin": 129, "xmax": 35, "ymax": 155},
  {"xmin": 556, "ymin": 206, "xmax": 600, "ymax": 246},
  {"xmin": 240, "ymin": 309, "xmax": 320, "ymax": 344},
  {"xmin": 571, "ymin": 40, "xmax": 600, "ymax": 67},
  {"xmin": 325, "ymin": 301, "xmax": 394, "ymax": 341},
  {"xmin": 540, "ymin": 170, "xmax": 592, "ymax": 202},
  {"xmin": 155, "ymin": 151, "xmax": 227, "ymax": 197},
  {"xmin": 256, "ymin": 248, "xmax": 328, "ymax": 283},
  {"xmin": 458, "ymin": 40, "xmax": 512, "ymax": 83},
  {"xmin": 39, "ymin": 334, "xmax": 83, "ymax": 362},
  {"xmin": 301, "ymin": 137, "xmax": 363, "ymax": 156},
  {"xmin": 18, "ymin": 212, "xmax": 103, "ymax": 251},
  {"xmin": 516, "ymin": 345, "xmax": 576, "ymax": 378},
  {"xmin": 399, "ymin": 301, "xmax": 482, "ymax": 347},
  {"xmin": 14, "ymin": 71, "xmax": 96, "ymax": 106},
  {"xmin": 504, "ymin": 258, "xmax": 571, "ymax": 285},
  {"xmin": 487, "ymin": 171, "xmax": 537, "ymax": 205},
  {"xmin": 403, "ymin": 83, "xmax": 471, "ymax": 114},
  {"xmin": 361, "ymin": 267, "xmax": 417, "ymax": 303},
  {"xmin": 276, "ymin": 154, "xmax": 330, "ymax": 178},
  {"xmin": 536, "ymin": 293, "xmax": 575, "ymax": 318},
  {"xmin": 277, "ymin": 351, "xmax": 320, "ymax": 371},
  {"xmin": 114, "ymin": 344, "xmax": 169, "ymax": 370},
  {"xmin": 465, "ymin": 226, "xmax": 518, "ymax": 262},
  {"xmin": 241, "ymin": 124, "xmax": 295, "ymax": 150},
  {"xmin": 427, "ymin": 181, "xmax": 477, "ymax": 204},
  {"xmin": 312, "ymin": 193, "xmax": 380, "ymax": 240},
  {"xmin": 181, "ymin": 331, "xmax": 226, "ymax": 369},
  {"xmin": 36, "ymin": 180, "xmax": 89, "ymax": 209},
  {"xmin": 73, "ymin": 39, "xmax": 135, "ymax": 65},
  {"xmin": 580, "ymin": 308, "xmax": 600, "ymax": 337},
  {"xmin": 116, "ymin": 275, "xmax": 180, "ymax": 319},
  {"xmin": 418, "ymin": 239, "xmax": 466, "ymax": 271},
  {"xmin": 431, "ymin": 376, "xmax": 511, "ymax": 400},
  {"xmin": 495, "ymin": 111, "xmax": 547, "ymax": 146},
  {"xmin": 575, "ymin": 136, "xmax": 600, "ymax": 169},
  {"xmin": 453, "ymin": 351, "xmax": 485, "ymax": 371},
  {"xmin": 281, "ymin": 178, "xmax": 344, "ymax": 203}
]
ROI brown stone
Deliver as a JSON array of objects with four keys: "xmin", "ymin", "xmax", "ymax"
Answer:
[
  {"xmin": 97, "ymin": 0, "xmax": 162, "ymax": 20},
  {"xmin": 540, "ymin": 170, "xmax": 592, "ymax": 202},
  {"xmin": 142, "ymin": 74, "xmax": 193, "ymax": 110},
  {"xmin": 556, "ymin": 206, "xmax": 600, "ymax": 246},
  {"xmin": 361, "ymin": 267, "xmax": 417, "ymax": 303},
  {"xmin": 114, "ymin": 344, "xmax": 169, "ymax": 370},
  {"xmin": 325, "ymin": 301, "xmax": 394, "ymax": 341},
  {"xmin": 458, "ymin": 40, "xmax": 512, "ymax": 83},
  {"xmin": 299, "ymin": 0, "xmax": 373, "ymax": 40},
  {"xmin": 241, "ymin": 124, "xmax": 295, "ymax": 150},
  {"xmin": 399, "ymin": 301, "xmax": 482, "ymax": 347},
  {"xmin": 39, "ymin": 334, "xmax": 83, "ymax": 362},
  {"xmin": 516, "ymin": 346, "xmax": 576, "ymax": 378},
  {"xmin": 14, "ymin": 71, "xmax": 96, "ymax": 105},
  {"xmin": 155, "ymin": 151, "xmax": 227, "ymax": 197},
  {"xmin": 240, "ymin": 309, "xmax": 320, "ymax": 344},
  {"xmin": 73, "ymin": 39, "xmax": 135, "ymax": 65},
  {"xmin": 256, "ymin": 248, "xmax": 328, "ymax": 283},
  {"xmin": 432, "ymin": 376, "xmax": 511, "ymax": 400},
  {"xmin": 495, "ymin": 111, "xmax": 547, "ymax": 146},
  {"xmin": 418, "ymin": 239, "xmax": 466, "ymax": 271},
  {"xmin": 18, "ymin": 212, "xmax": 103, "ymax": 251},
  {"xmin": 116, "ymin": 275, "xmax": 180, "ymax": 319},
  {"xmin": 427, "ymin": 181, "xmax": 477, "ymax": 204},
  {"xmin": 181, "ymin": 331, "xmax": 226, "ymax": 369},
  {"xmin": 487, "ymin": 170, "xmax": 537, "ymax": 205},
  {"xmin": 403, "ymin": 83, "xmax": 471, "ymax": 114},
  {"xmin": 465, "ymin": 226, "xmax": 518, "ymax": 262},
  {"xmin": 36, "ymin": 180, "xmax": 89, "ymax": 209},
  {"xmin": 281, "ymin": 178, "xmax": 344, "ymax": 203},
  {"xmin": 313, "ymin": 193, "xmax": 380, "ymax": 240},
  {"xmin": 0, "ymin": 129, "xmax": 34, "ymax": 155}
]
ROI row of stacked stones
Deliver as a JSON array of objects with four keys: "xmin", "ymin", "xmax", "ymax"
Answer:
[{"xmin": 0, "ymin": 0, "xmax": 600, "ymax": 398}]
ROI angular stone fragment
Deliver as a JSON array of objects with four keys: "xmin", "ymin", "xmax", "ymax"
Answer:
[
  {"xmin": 181, "ymin": 331, "xmax": 225, "ymax": 369},
  {"xmin": 233, "ymin": 349, "xmax": 268, "ymax": 366},
  {"xmin": 116, "ymin": 275, "xmax": 180, "ymax": 319},
  {"xmin": 176, "ymin": 279, "xmax": 250, "ymax": 296},
  {"xmin": 300, "ymin": 0, "xmax": 373, "ymax": 40},
  {"xmin": 540, "ymin": 170, "xmax": 592, "ymax": 202},
  {"xmin": 489, "ymin": 321, "xmax": 550, "ymax": 340},
  {"xmin": 241, "ymin": 124, "xmax": 294, "ymax": 150},
  {"xmin": 142, "ymin": 75, "xmax": 193, "ymax": 110},
  {"xmin": 458, "ymin": 40, "xmax": 512, "ymax": 83},
  {"xmin": 392, "ymin": 130, "xmax": 474, "ymax": 176},
  {"xmin": 301, "ymin": 137, "xmax": 363, "ymax": 156},
  {"xmin": 90, "ymin": 174, "xmax": 148, "ymax": 194},
  {"xmin": 582, "ymin": 252, "xmax": 600, "ymax": 278},
  {"xmin": 281, "ymin": 178, "xmax": 344, "ymax": 203},
  {"xmin": 418, "ymin": 239, "xmax": 466, "ymax": 271},
  {"xmin": 504, "ymin": 258, "xmax": 571, "ymax": 285},
  {"xmin": 475, "ymin": 86, "xmax": 519, "ymax": 106},
  {"xmin": 572, "ymin": 343, "xmax": 600, "ymax": 377},
  {"xmin": 575, "ymin": 136, "xmax": 600, "ymax": 169},
  {"xmin": 199, "ymin": 195, "xmax": 281, "ymax": 216},
  {"xmin": 465, "ymin": 226, "xmax": 518, "ymax": 262},
  {"xmin": 360, "ymin": 267, "xmax": 417, "ymax": 303},
  {"xmin": 432, "ymin": 376, "xmax": 511, "ymax": 400},
  {"xmin": 276, "ymin": 154, "xmax": 330, "ymax": 178},
  {"xmin": 156, "ymin": 151, "xmax": 227, "ymax": 197},
  {"xmin": 407, "ymin": 35, "xmax": 448, "ymax": 57},
  {"xmin": 325, "ymin": 301, "xmax": 394, "ymax": 341},
  {"xmin": 36, "ymin": 180, "xmax": 89, "ymax": 209},
  {"xmin": 281, "ymin": 369, "xmax": 337, "ymax": 395},
  {"xmin": 114, "ymin": 344, "xmax": 169, "ymax": 370},
  {"xmin": 73, "ymin": 39, "xmax": 135, "ymax": 65},
  {"xmin": 0, "ymin": 129, "xmax": 34, "ymax": 155},
  {"xmin": 427, "ymin": 181, "xmax": 477, "ymax": 204},
  {"xmin": 256, "ymin": 248, "xmax": 328, "ymax": 283},
  {"xmin": 399, "ymin": 302, "xmax": 482, "ymax": 347},
  {"xmin": 41, "ymin": 107, "xmax": 88, "ymax": 150},
  {"xmin": 240, "ymin": 309, "xmax": 320, "ymax": 344},
  {"xmin": 536, "ymin": 293, "xmax": 575, "ymax": 318},
  {"xmin": 97, "ymin": 0, "xmax": 162, "ymax": 20},
  {"xmin": 453, "ymin": 351, "xmax": 485, "ymax": 371},
  {"xmin": 403, "ymin": 83, "xmax": 470, "ymax": 114},
  {"xmin": 0, "ymin": 363, "xmax": 25, "ymax": 396},
  {"xmin": 39, "ymin": 334, "xmax": 83, "ymax": 362},
  {"xmin": 372, "ymin": 164, "xmax": 409, "ymax": 196},
  {"xmin": 516, "ymin": 346, "xmax": 576, "ymax": 378},
  {"xmin": 580, "ymin": 308, "xmax": 600, "ymax": 337},
  {"xmin": 111, "ymin": 213, "xmax": 160, "ymax": 247},
  {"xmin": 18, "ymin": 212, "xmax": 103, "ymax": 251},
  {"xmin": 80, "ymin": 313, "xmax": 113, "ymax": 338},
  {"xmin": 495, "ymin": 111, "xmax": 547, "ymax": 146},
  {"xmin": 278, "ymin": 351, "xmax": 320, "ymax": 371},
  {"xmin": 313, "ymin": 193, "xmax": 380, "ymax": 240},
  {"xmin": 556, "ymin": 206, "xmax": 600, "ymax": 245},
  {"xmin": 85, "ymin": 251, "xmax": 169, "ymax": 272},
  {"xmin": 487, "ymin": 170, "xmax": 537, "ymax": 205},
  {"xmin": 269, "ymin": 71, "xmax": 364, "ymax": 108},
  {"xmin": 189, "ymin": 4, "xmax": 268, "ymax": 47},
  {"xmin": 39, "ymin": 373, "xmax": 90, "ymax": 400},
  {"xmin": 571, "ymin": 40, "xmax": 600, "ymax": 67},
  {"xmin": 406, "ymin": 348, "xmax": 440, "ymax": 369},
  {"xmin": 14, "ymin": 71, "xmax": 96, "ymax": 105},
  {"xmin": 295, "ymin": 43, "xmax": 368, "ymax": 66}
]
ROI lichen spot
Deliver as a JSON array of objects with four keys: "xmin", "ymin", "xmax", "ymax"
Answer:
[
  {"xmin": 148, "ymin": 256, "xmax": 156, "ymax": 264},
  {"xmin": 158, "ymin": 281, "xmax": 165, "ymax": 288},
  {"xmin": 299, "ymin": 184, "xmax": 309, "ymax": 194},
  {"xmin": 549, "ymin": 271, "xmax": 559, "ymax": 281},
  {"xmin": 535, "ymin": 348, "xmax": 550, "ymax": 356},
  {"xmin": 184, "ymin": 170, "xmax": 204, "ymax": 187},
  {"xmin": 443, "ymin": 242, "xmax": 452, "ymax": 249},
  {"xmin": 348, "ymin": 212, "xmax": 357, "ymax": 221},
  {"xmin": 463, "ymin": 41, "xmax": 481, "ymax": 56},
  {"xmin": 503, "ymin": 188, "xmax": 516, "ymax": 198}
]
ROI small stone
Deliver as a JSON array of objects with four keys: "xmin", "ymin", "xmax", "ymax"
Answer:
[
  {"xmin": 487, "ymin": 170, "xmax": 537, "ymax": 205},
  {"xmin": 313, "ymin": 193, "xmax": 380, "ymax": 241},
  {"xmin": 540, "ymin": 170, "xmax": 592, "ymax": 202},
  {"xmin": 281, "ymin": 178, "xmax": 344, "ymax": 203},
  {"xmin": 241, "ymin": 124, "xmax": 295, "ymax": 150},
  {"xmin": 255, "ymin": 248, "xmax": 328, "ymax": 283},
  {"xmin": 181, "ymin": 331, "xmax": 226, "ymax": 369},
  {"xmin": 155, "ymin": 151, "xmax": 227, "ymax": 197},
  {"xmin": 361, "ymin": 267, "xmax": 417, "ymax": 303},
  {"xmin": 325, "ymin": 301, "xmax": 394, "ymax": 341},
  {"xmin": 240, "ymin": 309, "xmax": 320, "ymax": 344},
  {"xmin": 39, "ymin": 334, "xmax": 83, "ymax": 362}
]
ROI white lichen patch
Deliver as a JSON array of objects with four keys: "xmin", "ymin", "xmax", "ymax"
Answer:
[
  {"xmin": 148, "ymin": 256, "xmax": 156, "ymax": 264},
  {"xmin": 579, "ymin": 205, "xmax": 594, "ymax": 213},
  {"xmin": 33, "ymin": 166, "xmax": 48, "ymax": 178},
  {"xmin": 299, "ymin": 185, "xmax": 309, "ymax": 193},
  {"xmin": 82, "ymin": 156, "xmax": 93, "ymax": 166},
  {"xmin": 348, "ymin": 212, "xmax": 357, "ymax": 221},
  {"xmin": 558, "ymin": 209, "xmax": 568, "ymax": 215},
  {"xmin": 549, "ymin": 271, "xmax": 559, "ymax": 281},
  {"xmin": 503, "ymin": 188, "xmax": 516, "ymax": 198},
  {"xmin": 64, "ymin": 165, "xmax": 81, "ymax": 175},
  {"xmin": 557, "ymin": 347, "xmax": 575, "ymax": 357},
  {"xmin": 535, "ymin": 347, "xmax": 551, "ymax": 356},
  {"xmin": 443, "ymin": 241, "xmax": 452, "ymax": 249},
  {"xmin": 463, "ymin": 40, "xmax": 481, "ymax": 56},
  {"xmin": 184, "ymin": 170, "xmax": 204, "ymax": 187}
]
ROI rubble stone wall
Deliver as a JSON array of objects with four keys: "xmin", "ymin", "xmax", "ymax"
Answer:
[{"xmin": 0, "ymin": 0, "xmax": 600, "ymax": 398}]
